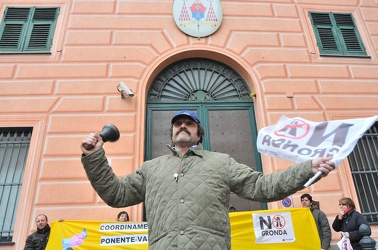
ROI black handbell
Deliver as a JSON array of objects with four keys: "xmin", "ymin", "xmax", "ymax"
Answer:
[{"xmin": 83, "ymin": 124, "xmax": 120, "ymax": 150}]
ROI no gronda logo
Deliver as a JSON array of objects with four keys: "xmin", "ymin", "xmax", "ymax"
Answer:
[
  {"xmin": 253, "ymin": 211, "xmax": 295, "ymax": 243},
  {"xmin": 274, "ymin": 119, "xmax": 310, "ymax": 139}
]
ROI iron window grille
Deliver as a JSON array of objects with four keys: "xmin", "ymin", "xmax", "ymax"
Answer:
[
  {"xmin": 0, "ymin": 6, "xmax": 59, "ymax": 53},
  {"xmin": 348, "ymin": 122, "xmax": 378, "ymax": 224},
  {"xmin": 0, "ymin": 128, "xmax": 32, "ymax": 243},
  {"xmin": 309, "ymin": 12, "xmax": 367, "ymax": 57}
]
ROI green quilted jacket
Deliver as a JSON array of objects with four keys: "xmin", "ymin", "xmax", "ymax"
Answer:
[{"xmin": 82, "ymin": 143, "xmax": 314, "ymax": 250}]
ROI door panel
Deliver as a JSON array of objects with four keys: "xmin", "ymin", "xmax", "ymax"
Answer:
[
  {"xmin": 207, "ymin": 109, "xmax": 256, "ymax": 167},
  {"xmin": 149, "ymin": 110, "xmax": 176, "ymax": 159},
  {"xmin": 207, "ymin": 108, "xmax": 262, "ymax": 211}
]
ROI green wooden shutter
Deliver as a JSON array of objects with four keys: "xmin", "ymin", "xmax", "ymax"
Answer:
[
  {"xmin": 333, "ymin": 13, "xmax": 366, "ymax": 55},
  {"xmin": 0, "ymin": 7, "xmax": 59, "ymax": 53},
  {"xmin": 309, "ymin": 12, "xmax": 367, "ymax": 56},
  {"xmin": 26, "ymin": 8, "xmax": 59, "ymax": 51},
  {"xmin": 0, "ymin": 8, "xmax": 30, "ymax": 51},
  {"xmin": 309, "ymin": 13, "xmax": 340, "ymax": 54}
]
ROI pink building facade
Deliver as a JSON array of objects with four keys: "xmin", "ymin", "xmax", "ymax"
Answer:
[{"xmin": 0, "ymin": 0, "xmax": 377, "ymax": 249}]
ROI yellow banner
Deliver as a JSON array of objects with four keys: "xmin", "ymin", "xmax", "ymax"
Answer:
[
  {"xmin": 46, "ymin": 220, "xmax": 148, "ymax": 250},
  {"xmin": 47, "ymin": 208, "xmax": 319, "ymax": 249},
  {"xmin": 230, "ymin": 208, "xmax": 320, "ymax": 249}
]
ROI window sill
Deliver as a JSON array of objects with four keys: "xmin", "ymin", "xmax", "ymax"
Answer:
[
  {"xmin": 0, "ymin": 51, "xmax": 52, "ymax": 54},
  {"xmin": 319, "ymin": 54, "xmax": 371, "ymax": 59},
  {"xmin": 0, "ymin": 242, "xmax": 15, "ymax": 245}
]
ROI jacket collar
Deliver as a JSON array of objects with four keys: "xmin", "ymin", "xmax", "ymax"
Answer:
[
  {"xmin": 168, "ymin": 143, "xmax": 204, "ymax": 157},
  {"xmin": 344, "ymin": 208, "xmax": 355, "ymax": 217},
  {"xmin": 37, "ymin": 224, "xmax": 50, "ymax": 234}
]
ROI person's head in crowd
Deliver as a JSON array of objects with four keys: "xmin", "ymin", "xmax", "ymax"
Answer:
[
  {"xmin": 300, "ymin": 193, "xmax": 313, "ymax": 208},
  {"xmin": 116, "ymin": 211, "xmax": 129, "ymax": 222},
  {"xmin": 338, "ymin": 197, "xmax": 356, "ymax": 211},
  {"xmin": 35, "ymin": 214, "xmax": 49, "ymax": 229}
]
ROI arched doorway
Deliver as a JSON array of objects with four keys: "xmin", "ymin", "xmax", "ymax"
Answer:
[{"xmin": 145, "ymin": 58, "xmax": 264, "ymax": 211}]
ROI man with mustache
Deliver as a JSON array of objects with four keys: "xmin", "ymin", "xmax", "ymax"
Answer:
[{"xmin": 81, "ymin": 110, "xmax": 335, "ymax": 250}]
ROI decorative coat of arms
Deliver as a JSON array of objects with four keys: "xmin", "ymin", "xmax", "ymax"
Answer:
[{"xmin": 173, "ymin": 0, "xmax": 223, "ymax": 38}]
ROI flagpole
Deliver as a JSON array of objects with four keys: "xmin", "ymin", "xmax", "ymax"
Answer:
[{"xmin": 304, "ymin": 171, "xmax": 322, "ymax": 187}]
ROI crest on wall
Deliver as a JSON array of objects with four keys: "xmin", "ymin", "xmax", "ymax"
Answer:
[{"xmin": 173, "ymin": 0, "xmax": 223, "ymax": 38}]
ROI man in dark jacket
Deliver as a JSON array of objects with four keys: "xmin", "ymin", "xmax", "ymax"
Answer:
[
  {"xmin": 24, "ymin": 214, "xmax": 50, "ymax": 250},
  {"xmin": 301, "ymin": 193, "xmax": 331, "ymax": 250},
  {"xmin": 81, "ymin": 110, "xmax": 336, "ymax": 249}
]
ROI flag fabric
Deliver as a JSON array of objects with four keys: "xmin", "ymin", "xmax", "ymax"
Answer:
[
  {"xmin": 337, "ymin": 234, "xmax": 353, "ymax": 250},
  {"xmin": 257, "ymin": 115, "xmax": 377, "ymax": 167},
  {"xmin": 230, "ymin": 208, "xmax": 320, "ymax": 249}
]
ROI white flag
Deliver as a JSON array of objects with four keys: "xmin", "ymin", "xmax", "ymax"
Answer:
[
  {"xmin": 257, "ymin": 115, "xmax": 377, "ymax": 167},
  {"xmin": 337, "ymin": 235, "xmax": 353, "ymax": 250}
]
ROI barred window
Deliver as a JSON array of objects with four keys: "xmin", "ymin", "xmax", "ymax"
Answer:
[
  {"xmin": 0, "ymin": 128, "xmax": 32, "ymax": 243},
  {"xmin": 348, "ymin": 122, "xmax": 378, "ymax": 224}
]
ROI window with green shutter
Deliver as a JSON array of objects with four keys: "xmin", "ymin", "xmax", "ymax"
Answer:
[
  {"xmin": 0, "ymin": 6, "xmax": 59, "ymax": 53},
  {"xmin": 309, "ymin": 12, "xmax": 367, "ymax": 57}
]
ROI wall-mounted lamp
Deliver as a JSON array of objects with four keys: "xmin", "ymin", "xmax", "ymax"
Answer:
[{"xmin": 117, "ymin": 82, "xmax": 134, "ymax": 98}]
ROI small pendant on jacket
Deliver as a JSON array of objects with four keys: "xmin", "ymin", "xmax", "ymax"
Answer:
[{"xmin": 174, "ymin": 173, "xmax": 178, "ymax": 182}]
